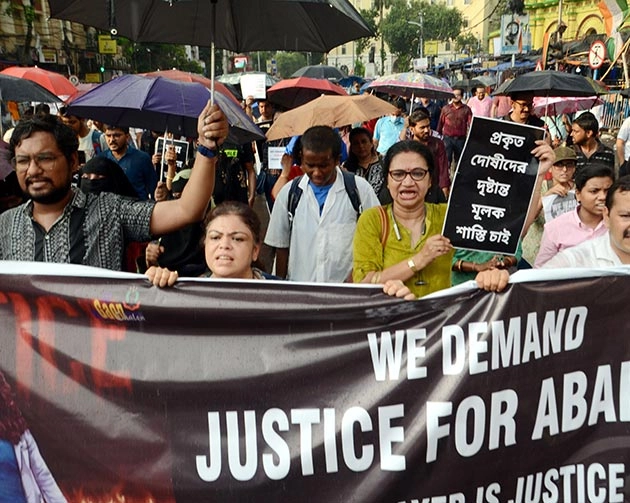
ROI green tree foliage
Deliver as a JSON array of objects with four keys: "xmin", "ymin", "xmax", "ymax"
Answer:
[
  {"xmin": 274, "ymin": 52, "xmax": 307, "ymax": 78},
  {"xmin": 354, "ymin": 58, "xmax": 366, "ymax": 77},
  {"xmin": 382, "ymin": 0, "xmax": 463, "ymax": 70},
  {"xmin": 355, "ymin": 8, "xmax": 379, "ymax": 56},
  {"xmin": 456, "ymin": 33, "xmax": 479, "ymax": 54},
  {"xmin": 119, "ymin": 41, "xmax": 203, "ymax": 74}
]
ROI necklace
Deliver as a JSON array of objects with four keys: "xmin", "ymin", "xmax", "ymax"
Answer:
[{"xmin": 390, "ymin": 205, "xmax": 426, "ymax": 242}]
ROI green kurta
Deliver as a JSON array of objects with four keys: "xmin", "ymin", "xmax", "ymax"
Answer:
[{"xmin": 353, "ymin": 203, "xmax": 453, "ymax": 298}]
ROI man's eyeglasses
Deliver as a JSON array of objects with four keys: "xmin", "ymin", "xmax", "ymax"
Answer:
[
  {"xmin": 389, "ymin": 168, "xmax": 429, "ymax": 182},
  {"xmin": 11, "ymin": 153, "xmax": 61, "ymax": 173},
  {"xmin": 514, "ymin": 101, "xmax": 533, "ymax": 110}
]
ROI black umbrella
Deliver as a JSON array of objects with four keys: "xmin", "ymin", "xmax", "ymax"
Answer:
[
  {"xmin": 452, "ymin": 78, "xmax": 484, "ymax": 92},
  {"xmin": 291, "ymin": 65, "xmax": 348, "ymax": 81},
  {"xmin": 0, "ymin": 74, "xmax": 62, "ymax": 103},
  {"xmin": 494, "ymin": 70, "xmax": 605, "ymax": 97},
  {"xmin": 47, "ymin": 0, "xmax": 373, "ymax": 53}
]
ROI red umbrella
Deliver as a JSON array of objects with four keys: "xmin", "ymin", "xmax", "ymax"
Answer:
[
  {"xmin": 0, "ymin": 66, "xmax": 77, "ymax": 100},
  {"xmin": 267, "ymin": 76, "xmax": 347, "ymax": 109},
  {"xmin": 141, "ymin": 69, "xmax": 241, "ymax": 105}
]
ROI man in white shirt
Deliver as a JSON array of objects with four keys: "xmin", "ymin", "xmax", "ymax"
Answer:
[
  {"xmin": 265, "ymin": 126, "xmax": 379, "ymax": 282},
  {"xmin": 476, "ymin": 176, "xmax": 630, "ymax": 290},
  {"xmin": 58, "ymin": 107, "xmax": 107, "ymax": 162},
  {"xmin": 616, "ymin": 115, "xmax": 630, "ymax": 176}
]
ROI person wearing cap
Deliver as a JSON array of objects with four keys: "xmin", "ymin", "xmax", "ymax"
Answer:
[
  {"xmin": 534, "ymin": 162, "xmax": 614, "ymax": 267},
  {"xmin": 521, "ymin": 146, "xmax": 579, "ymax": 266},
  {"xmin": 373, "ymin": 97, "xmax": 406, "ymax": 156},
  {"xmin": 437, "ymin": 88, "xmax": 472, "ymax": 176},
  {"xmin": 477, "ymin": 175, "xmax": 630, "ymax": 292}
]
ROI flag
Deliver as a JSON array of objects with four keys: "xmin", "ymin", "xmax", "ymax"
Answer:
[{"xmin": 598, "ymin": 0, "xmax": 629, "ymax": 36}]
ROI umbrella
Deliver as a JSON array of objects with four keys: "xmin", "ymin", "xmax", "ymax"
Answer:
[
  {"xmin": 532, "ymin": 96, "xmax": 603, "ymax": 117},
  {"xmin": 291, "ymin": 65, "xmax": 347, "ymax": 81},
  {"xmin": 142, "ymin": 69, "xmax": 241, "ymax": 104},
  {"xmin": 216, "ymin": 71, "xmax": 279, "ymax": 89},
  {"xmin": 67, "ymin": 74, "xmax": 264, "ymax": 144},
  {"xmin": 491, "ymin": 78, "xmax": 514, "ymax": 96},
  {"xmin": 48, "ymin": 0, "xmax": 372, "ymax": 118},
  {"xmin": 48, "ymin": 0, "xmax": 373, "ymax": 53},
  {"xmin": 267, "ymin": 77, "xmax": 347, "ymax": 109},
  {"xmin": 366, "ymin": 72, "xmax": 454, "ymax": 100},
  {"xmin": 338, "ymin": 75, "xmax": 366, "ymax": 89},
  {"xmin": 494, "ymin": 70, "xmax": 606, "ymax": 97},
  {"xmin": 0, "ymin": 74, "xmax": 62, "ymax": 103},
  {"xmin": 265, "ymin": 94, "xmax": 397, "ymax": 141},
  {"xmin": 452, "ymin": 78, "xmax": 485, "ymax": 92},
  {"xmin": 0, "ymin": 66, "xmax": 77, "ymax": 100}
]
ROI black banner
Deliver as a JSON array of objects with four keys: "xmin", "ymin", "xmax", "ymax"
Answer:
[
  {"xmin": 1, "ymin": 262, "xmax": 630, "ymax": 502},
  {"xmin": 443, "ymin": 117, "xmax": 545, "ymax": 255}
]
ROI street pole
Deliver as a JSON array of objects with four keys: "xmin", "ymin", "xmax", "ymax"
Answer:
[
  {"xmin": 556, "ymin": 0, "xmax": 563, "ymax": 70},
  {"xmin": 407, "ymin": 16, "xmax": 424, "ymax": 68}
]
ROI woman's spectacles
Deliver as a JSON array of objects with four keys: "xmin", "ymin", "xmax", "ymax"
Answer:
[{"xmin": 389, "ymin": 168, "xmax": 428, "ymax": 182}]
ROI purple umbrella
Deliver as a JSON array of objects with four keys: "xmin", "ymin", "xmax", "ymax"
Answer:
[{"xmin": 67, "ymin": 74, "xmax": 264, "ymax": 144}]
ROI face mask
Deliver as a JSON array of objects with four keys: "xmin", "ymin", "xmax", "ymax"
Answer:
[{"xmin": 80, "ymin": 178, "xmax": 115, "ymax": 195}]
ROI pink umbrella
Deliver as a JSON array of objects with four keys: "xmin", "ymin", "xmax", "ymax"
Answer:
[
  {"xmin": 267, "ymin": 76, "xmax": 347, "ymax": 109},
  {"xmin": 532, "ymin": 96, "xmax": 603, "ymax": 117},
  {"xmin": 366, "ymin": 71, "xmax": 454, "ymax": 100}
]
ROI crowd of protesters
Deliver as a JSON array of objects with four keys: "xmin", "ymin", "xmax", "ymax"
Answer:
[{"xmin": 0, "ymin": 77, "xmax": 628, "ymax": 301}]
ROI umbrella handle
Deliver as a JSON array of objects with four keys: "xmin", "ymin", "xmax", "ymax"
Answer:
[{"xmin": 210, "ymin": 0, "xmax": 217, "ymax": 107}]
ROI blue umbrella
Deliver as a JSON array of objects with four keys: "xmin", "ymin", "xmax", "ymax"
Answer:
[{"xmin": 67, "ymin": 74, "xmax": 264, "ymax": 144}]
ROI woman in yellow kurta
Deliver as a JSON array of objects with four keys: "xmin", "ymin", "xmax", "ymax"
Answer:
[{"xmin": 353, "ymin": 140, "xmax": 453, "ymax": 298}]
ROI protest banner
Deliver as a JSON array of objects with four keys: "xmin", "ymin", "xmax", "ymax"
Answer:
[
  {"xmin": 443, "ymin": 117, "xmax": 545, "ymax": 255},
  {"xmin": 1, "ymin": 262, "xmax": 629, "ymax": 502},
  {"xmin": 155, "ymin": 137, "xmax": 190, "ymax": 170}
]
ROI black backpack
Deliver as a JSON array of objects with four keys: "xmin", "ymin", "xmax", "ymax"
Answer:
[{"xmin": 287, "ymin": 171, "xmax": 363, "ymax": 233}]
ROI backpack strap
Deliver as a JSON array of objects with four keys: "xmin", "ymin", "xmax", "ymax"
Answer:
[
  {"xmin": 341, "ymin": 170, "xmax": 363, "ymax": 216},
  {"xmin": 91, "ymin": 130, "xmax": 102, "ymax": 156},
  {"xmin": 377, "ymin": 205, "xmax": 389, "ymax": 248},
  {"xmin": 287, "ymin": 175, "xmax": 303, "ymax": 234},
  {"xmin": 288, "ymin": 172, "xmax": 362, "ymax": 236}
]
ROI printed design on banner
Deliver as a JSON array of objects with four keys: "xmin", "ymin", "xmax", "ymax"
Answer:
[{"xmin": 91, "ymin": 286, "xmax": 145, "ymax": 322}]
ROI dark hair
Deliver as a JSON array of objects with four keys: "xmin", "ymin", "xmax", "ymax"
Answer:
[
  {"xmin": 345, "ymin": 127, "xmax": 375, "ymax": 172},
  {"xmin": 574, "ymin": 163, "xmax": 614, "ymax": 191},
  {"xmin": 300, "ymin": 126, "xmax": 342, "ymax": 160},
  {"xmin": 573, "ymin": 112, "xmax": 599, "ymax": 135},
  {"xmin": 204, "ymin": 201, "xmax": 262, "ymax": 244},
  {"xmin": 606, "ymin": 175, "xmax": 630, "ymax": 210},
  {"xmin": 9, "ymin": 114, "xmax": 79, "ymax": 164},
  {"xmin": 58, "ymin": 106, "xmax": 84, "ymax": 121},
  {"xmin": 408, "ymin": 109, "xmax": 430, "ymax": 127},
  {"xmin": 34, "ymin": 103, "xmax": 50, "ymax": 116},
  {"xmin": 383, "ymin": 140, "xmax": 435, "ymax": 179},
  {"xmin": 104, "ymin": 124, "xmax": 130, "ymax": 134},
  {"xmin": 0, "ymin": 371, "xmax": 28, "ymax": 445},
  {"xmin": 394, "ymin": 97, "xmax": 406, "ymax": 110}
]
